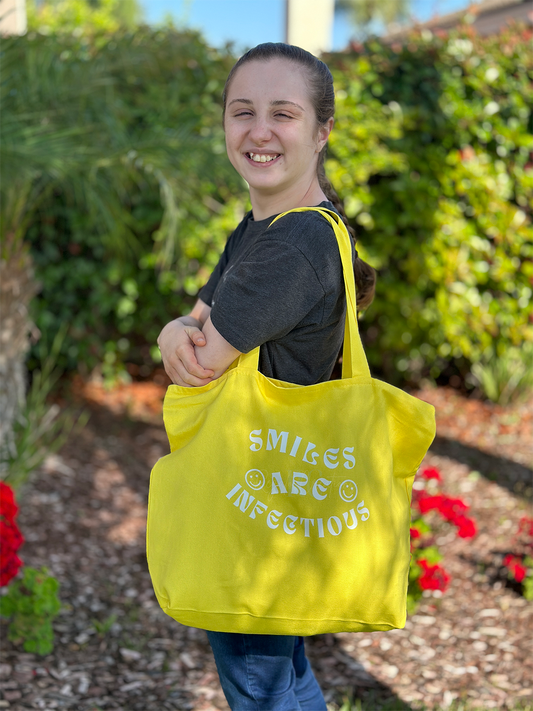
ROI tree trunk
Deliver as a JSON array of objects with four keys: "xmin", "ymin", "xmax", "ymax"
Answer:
[{"xmin": 0, "ymin": 236, "xmax": 38, "ymax": 474}]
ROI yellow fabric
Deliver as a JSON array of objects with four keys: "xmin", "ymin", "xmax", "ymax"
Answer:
[{"xmin": 147, "ymin": 208, "xmax": 436, "ymax": 635}]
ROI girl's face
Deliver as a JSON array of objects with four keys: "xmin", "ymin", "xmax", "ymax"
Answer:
[{"xmin": 224, "ymin": 58, "xmax": 332, "ymax": 205}]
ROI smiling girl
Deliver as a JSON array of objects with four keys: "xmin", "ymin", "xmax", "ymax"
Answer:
[{"xmin": 157, "ymin": 43, "xmax": 376, "ymax": 711}]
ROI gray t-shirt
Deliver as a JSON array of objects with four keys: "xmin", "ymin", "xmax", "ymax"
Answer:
[{"xmin": 198, "ymin": 201, "xmax": 347, "ymax": 386}]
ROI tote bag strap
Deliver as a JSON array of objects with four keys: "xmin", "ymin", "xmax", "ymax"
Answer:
[{"xmin": 238, "ymin": 207, "xmax": 371, "ymax": 381}]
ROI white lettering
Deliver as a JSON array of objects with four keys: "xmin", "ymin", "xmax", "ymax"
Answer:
[
  {"xmin": 300, "ymin": 518, "xmax": 315, "ymax": 537},
  {"xmin": 267, "ymin": 429, "xmax": 289, "ymax": 453},
  {"xmin": 317, "ymin": 518, "xmax": 325, "ymax": 538},
  {"xmin": 291, "ymin": 472, "xmax": 308, "ymax": 495},
  {"xmin": 302, "ymin": 442, "xmax": 319, "ymax": 465},
  {"xmin": 327, "ymin": 516, "xmax": 342, "ymax": 536},
  {"xmin": 226, "ymin": 483, "xmax": 242, "ymax": 500},
  {"xmin": 271, "ymin": 471, "xmax": 288, "ymax": 495},
  {"xmin": 249, "ymin": 429, "xmax": 263, "ymax": 452},
  {"xmin": 233, "ymin": 490, "xmax": 255, "ymax": 513},
  {"xmin": 267, "ymin": 510, "xmax": 282, "ymax": 529},
  {"xmin": 283, "ymin": 515, "xmax": 298, "ymax": 535},
  {"xmin": 324, "ymin": 448, "xmax": 340, "ymax": 469},
  {"xmin": 357, "ymin": 501, "xmax": 370, "ymax": 521},
  {"xmin": 343, "ymin": 447, "xmax": 356, "ymax": 469},
  {"xmin": 312, "ymin": 478, "xmax": 332, "ymax": 500},
  {"xmin": 289, "ymin": 436, "xmax": 303, "ymax": 457},
  {"xmin": 343, "ymin": 509, "xmax": 358, "ymax": 529},
  {"xmin": 249, "ymin": 501, "xmax": 268, "ymax": 519}
]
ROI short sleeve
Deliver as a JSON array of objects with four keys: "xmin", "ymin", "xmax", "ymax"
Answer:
[{"xmin": 210, "ymin": 239, "xmax": 325, "ymax": 354}]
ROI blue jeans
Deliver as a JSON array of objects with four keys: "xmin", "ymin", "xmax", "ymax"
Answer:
[{"xmin": 207, "ymin": 632, "xmax": 327, "ymax": 711}]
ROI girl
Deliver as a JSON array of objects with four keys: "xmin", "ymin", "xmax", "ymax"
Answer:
[{"xmin": 158, "ymin": 42, "xmax": 375, "ymax": 711}]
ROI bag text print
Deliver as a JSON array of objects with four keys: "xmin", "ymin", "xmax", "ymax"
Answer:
[
  {"xmin": 225, "ymin": 470, "xmax": 370, "ymax": 540},
  {"xmin": 249, "ymin": 428, "xmax": 356, "ymax": 469}
]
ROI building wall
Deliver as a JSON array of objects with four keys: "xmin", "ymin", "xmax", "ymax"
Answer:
[
  {"xmin": 0, "ymin": 0, "xmax": 27, "ymax": 35},
  {"xmin": 286, "ymin": 0, "xmax": 335, "ymax": 56}
]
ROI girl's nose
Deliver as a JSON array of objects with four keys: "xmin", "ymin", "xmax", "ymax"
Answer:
[{"xmin": 249, "ymin": 117, "xmax": 273, "ymax": 144}]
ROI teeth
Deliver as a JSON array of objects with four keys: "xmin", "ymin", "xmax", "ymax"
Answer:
[{"xmin": 249, "ymin": 152, "xmax": 278, "ymax": 163}]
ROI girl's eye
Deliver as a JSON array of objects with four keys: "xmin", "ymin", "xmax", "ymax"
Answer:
[
  {"xmin": 275, "ymin": 113, "xmax": 292, "ymax": 119},
  {"xmin": 234, "ymin": 111, "xmax": 253, "ymax": 117}
]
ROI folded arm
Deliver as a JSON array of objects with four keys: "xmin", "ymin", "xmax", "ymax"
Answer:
[{"xmin": 157, "ymin": 299, "xmax": 241, "ymax": 387}]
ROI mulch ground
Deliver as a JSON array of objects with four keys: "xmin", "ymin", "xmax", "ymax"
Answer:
[{"xmin": 1, "ymin": 377, "xmax": 532, "ymax": 711}]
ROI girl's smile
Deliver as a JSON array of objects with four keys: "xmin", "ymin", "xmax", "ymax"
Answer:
[{"xmin": 246, "ymin": 152, "xmax": 281, "ymax": 164}]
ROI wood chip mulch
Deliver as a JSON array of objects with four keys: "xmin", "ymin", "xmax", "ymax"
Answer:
[{"xmin": 1, "ymin": 379, "xmax": 532, "ymax": 711}]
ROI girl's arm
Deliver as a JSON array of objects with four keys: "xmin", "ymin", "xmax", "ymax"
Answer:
[
  {"xmin": 157, "ymin": 299, "xmax": 241, "ymax": 386},
  {"xmin": 194, "ymin": 316, "xmax": 242, "ymax": 381},
  {"xmin": 157, "ymin": 299, "xmax": 214, "ymax": 386}
]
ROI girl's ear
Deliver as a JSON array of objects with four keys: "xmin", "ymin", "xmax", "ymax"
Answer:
[{"xmin": 316, "ymin": 118, "xmax": 334, "ymax": 152}]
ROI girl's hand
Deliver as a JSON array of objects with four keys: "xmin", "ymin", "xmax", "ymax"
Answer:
[{"xmin": 157, "ymin": 319, "xmax": 214, "ymax": 387}]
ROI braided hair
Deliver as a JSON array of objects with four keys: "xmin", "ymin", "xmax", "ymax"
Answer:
[{"xmin": 222, "ymin": 42, "xmax": 376, "ymax": 310}]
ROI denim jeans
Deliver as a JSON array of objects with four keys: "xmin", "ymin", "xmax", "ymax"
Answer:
[{"xmin": 207, "ymin": 632, "xmax": 327, "ymax": 711}]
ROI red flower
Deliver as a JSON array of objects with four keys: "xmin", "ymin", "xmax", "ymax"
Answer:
[
  {"xmin": 410, "ymin": 527, "xmax": 421, "ymax": 539},
  {"xmin": 417, "ymin": 493, "xmax": 445, "ymax": 514},
  {"xmin": 415, "ymin": 492, "xmax": 476, "ymax": 531},
  {"xmin": 454, "ymin": 514, "xmax": 477, "ymax": 539},
  {"xmin": 0, "ymin": 553, "xmax": 23, "ymax": 587},
  {"xmin": 421, "ymin": 467, "xmax": 442, "ymax": 482},
  {"xmin": 437, "ymin": 496, "xmax": 469, "ymax": 520},
  {"xmin": 513, "ymin": 563, "xmax": 528, "ymax": 583},
  {"xmin": 0, "ymin": 482, "xmax": 18, "ymax": 523},
  {"xmin": 518, "ymin": 517, "xmax": 533, "ymax": 539},
  {"xmin": 0, "ymin": 483, "xmax": 24, "ymax": 587},
  {"xmin": 503, "ymin": 555, "xmax": 528, "ymax": 583},
  {"xmin": 417, "ymin": 559, "xmax": 450, "ymax": 592}
]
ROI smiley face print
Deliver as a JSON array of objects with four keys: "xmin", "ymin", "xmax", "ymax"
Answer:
[
  {"xmin": 339, "ymin": 479, "xmax": 358, "ymax": 503},
  {"xmin": 245, "ymin": 469, "xmax": 266, "ymax": 491}
]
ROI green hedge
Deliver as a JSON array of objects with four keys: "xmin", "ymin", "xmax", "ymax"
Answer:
[
  {"xmin": 326, "ymin": 25, "xmax": 533, "ymax": 387},
  {"xmin": 6, "ymin": 28, "xmax": 248, "ymax": 378}
]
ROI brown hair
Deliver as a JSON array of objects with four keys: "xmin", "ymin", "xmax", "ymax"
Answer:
[{"xmin": 223, "ymin": 42, "xmax": 376, "ymax": 310}]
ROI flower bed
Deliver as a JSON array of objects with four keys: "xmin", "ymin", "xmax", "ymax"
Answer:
[{"xmin": 408, "ymin": 466, "xmax": 477, "ymax": 611}]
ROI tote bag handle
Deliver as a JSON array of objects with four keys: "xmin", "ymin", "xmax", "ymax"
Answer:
[{"xmin": 238, "ymin": 207, "xmax": 371, "ymax": 381}]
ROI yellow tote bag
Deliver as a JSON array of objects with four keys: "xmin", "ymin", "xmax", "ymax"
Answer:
[{"xmin": 147, "ymin": 208, "xmax": 436, "ymax": 635}]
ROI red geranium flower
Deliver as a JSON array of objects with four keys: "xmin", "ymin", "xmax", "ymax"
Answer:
[
  {"xmin": 454, "ymin": 515, "xmax": 477, "ymax": 538},
  {"xmin": 518, "ymin": 516, "xmax": 533, "ymax": 539},
  {"xmin": 512, "ymin": 563, "xmax": 528, "ymax": 583},
  {"xmin": 0, "ymin": 483, "xmax": 24, "ymax": 587},
  {"xmin": 420, "ymin": 467, "xmax": 442, "ymax": 482},
  {"xmin": 417, "ymin": 493, "xmax": 445, "ymax": 514},
  {"xmin": 0, "ymin": 553, "xmax": 23, "ymax": 587},
  {"xmin": 0, "ymin": 482, "xmax": 18, "ymax": 522},
  {"xmin": 415, "ymin": 492, "xmax": 476, "ymax": 535},
  {"xmin": 503, "ymin": 554, "xmax": 528, "ymax": 583},
  {"xmin": 417, "ymin": 559, "xmax": 450, "ymax": 592}
]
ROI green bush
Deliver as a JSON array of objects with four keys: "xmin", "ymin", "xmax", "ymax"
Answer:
[
  {"xmin": 5, "ymin": 28, "xmax": 247, "ymax": 377},
  {"xmin": 327, "ymin": 25, "xmax": 533, "ymax": 392}
]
